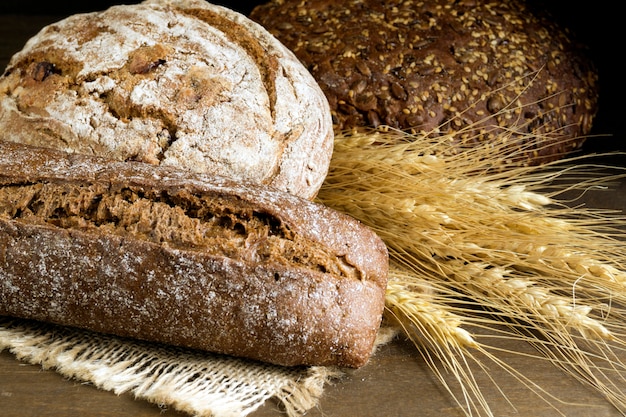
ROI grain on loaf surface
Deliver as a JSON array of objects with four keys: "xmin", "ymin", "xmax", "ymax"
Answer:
[
  {"xmin": 0, "ymin": 0, "xmax": 333, "ymax": 200},
  {"xmin": 0, "ymin": 141, "xmax": 389, "ymax": 368},
  {"xmin": 250, "ymin": 0, "xmax": 599, "ymax": 165}
]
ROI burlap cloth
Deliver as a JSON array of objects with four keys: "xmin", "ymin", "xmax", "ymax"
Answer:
[{"xmin": 0, "ymin": 316, "xmax": 396, "ymax": 416}]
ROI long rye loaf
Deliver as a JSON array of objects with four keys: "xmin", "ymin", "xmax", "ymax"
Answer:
[{"xmin": 0, "ymin": 141, "xmax": 388, "ymax": 368}]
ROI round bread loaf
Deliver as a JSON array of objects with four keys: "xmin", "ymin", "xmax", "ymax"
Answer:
[
  {"xmin": 0, "ymin": 0, "xmax": 333, "ymax": 200},
  {"xmin": 250, "ymin": 0, "xmax": 599, "ymax": 165}
]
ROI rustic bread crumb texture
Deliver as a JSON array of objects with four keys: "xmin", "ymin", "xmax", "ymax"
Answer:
[
  {"xmin": 250, "ymin": 0, "xmax": 599, "ymax": 165},
  {"xmin": 0, "ymin": 0, "xmax": 334, "ymax": 200},
  {"xmin": 0, "ymin": 142, "xmax": 389, "ymax": 368}
]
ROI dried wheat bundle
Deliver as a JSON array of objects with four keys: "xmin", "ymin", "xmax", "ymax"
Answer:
[{"xmin": 317, "ymin": 125, "xmax": 626, "ymax": 417}]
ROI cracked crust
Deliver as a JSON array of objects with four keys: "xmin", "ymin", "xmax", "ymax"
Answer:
[
  {"xmin": 0, "ymin": 0, "xmax": 333, "ymax": 200},
  {"xmin": 0, "ymin": 141, "xmax": 389, "ymax": 368}
]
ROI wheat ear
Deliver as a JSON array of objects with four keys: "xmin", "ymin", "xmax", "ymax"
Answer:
[
  {"xmin": 317, "ymin": 127, "xmax": 626, "ymax": 416},
  {"xmin": 385, "ymin": 264, "xmax": 591, "ymax": 417}
]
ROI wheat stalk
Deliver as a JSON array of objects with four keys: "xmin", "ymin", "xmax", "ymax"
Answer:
[
  {"xmin": 384, "ymin": 264, "xmax": 592, "ymax": 417},
  {"xmin": 385, "ymin": 271, "xmax": 478, "ymax": 351},
  {"xmin": 438, "ymin": 259, "xmax": 612, "ymax": 340},
  {"xmin": 384, "ymin": 270, "xmax": 498, "ymax": 416},
  {"xmin": 317, "ymin": 127, "xmax": 626, "ymax": 416}
]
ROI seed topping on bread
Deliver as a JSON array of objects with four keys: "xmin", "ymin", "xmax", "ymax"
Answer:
[{"xmin": 250, "ymin": 0, "xmax": 599, "ymax": 165}]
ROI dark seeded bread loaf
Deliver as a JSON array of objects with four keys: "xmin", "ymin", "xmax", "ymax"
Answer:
[
  {"xmin": 0, "ymin": 141, "xmax": 388, "ymax": 368},
  {"xmin": 250, "ymin": 0, "xmax": 599, "ymax": 165}
]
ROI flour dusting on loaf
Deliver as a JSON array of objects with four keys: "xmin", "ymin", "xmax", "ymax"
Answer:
[
  {"xmin": 0, "ymin": 0, "xmax": 333, "ymax": 199},
  {"xmin": 0, "ymin": 141, "xmax": 388, "ymax": 368}
]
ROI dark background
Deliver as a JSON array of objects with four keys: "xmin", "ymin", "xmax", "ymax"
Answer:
[{"xmin": 0, "ymin": 0, "xmax": 622, "ymax": 156}]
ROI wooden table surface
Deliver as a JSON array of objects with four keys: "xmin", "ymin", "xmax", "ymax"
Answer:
[{"xmin": 1, "ymin": 2, "xmax": 625, "ymax": 417}]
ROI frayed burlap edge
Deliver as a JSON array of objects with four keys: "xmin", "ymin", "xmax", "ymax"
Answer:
[
  {"xmin": 0, "ymin": 317, "xmax": 334, "ymax": 417},
  {"xmin": 0, "ymin": 317, "xmax": 396, "ymax": 417}
]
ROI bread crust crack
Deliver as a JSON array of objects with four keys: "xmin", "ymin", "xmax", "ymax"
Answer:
[{"xmin": 0, "ymin": 182, "xmax": 361, "ymax": 280}]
